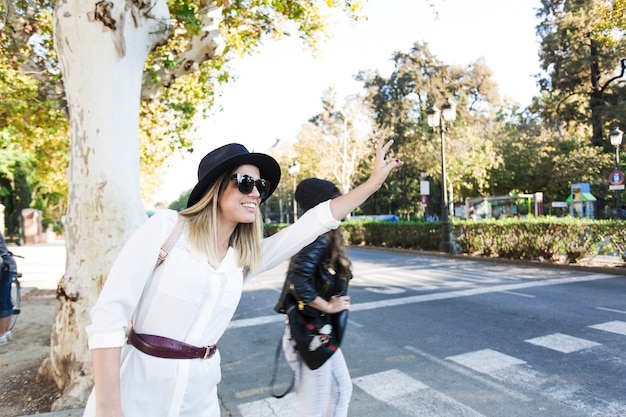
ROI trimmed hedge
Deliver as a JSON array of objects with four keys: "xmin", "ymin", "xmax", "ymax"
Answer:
[{"xmin": 265, "ymin": 217, "xmax": 626, "ymax": 263}]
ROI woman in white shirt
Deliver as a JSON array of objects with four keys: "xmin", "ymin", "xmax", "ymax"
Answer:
[{"xmin": 84, "ymin": 140, "xmax": 402, "ymax": 417}]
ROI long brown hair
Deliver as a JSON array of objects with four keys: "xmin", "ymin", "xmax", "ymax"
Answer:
[{"xmin": 325, "ymin": 227, "xmax": 352, "ymax": 281}]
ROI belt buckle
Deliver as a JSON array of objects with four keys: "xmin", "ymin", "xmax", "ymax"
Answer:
[{"xmin": 203, "ymin": 345, "xmax": 215, "ymax": 359}]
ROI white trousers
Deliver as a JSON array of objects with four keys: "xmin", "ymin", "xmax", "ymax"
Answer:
[{"xmin": 282, "ymin": 325, "xmax": 352, "ymax": 417}]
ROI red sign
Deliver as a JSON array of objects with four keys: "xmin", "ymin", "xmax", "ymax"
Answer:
[{"xmin": 609, "ymin": 170, "xmax": 625, "ymax": 185}]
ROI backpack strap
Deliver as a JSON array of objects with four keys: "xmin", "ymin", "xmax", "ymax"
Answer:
[
  {"xmin": 128, "ymin": 215, "xmax": 186, "ymax": 334},
  {"xmin": 155, "ymin": 216, "xmax": 185, "ymax": 269}
]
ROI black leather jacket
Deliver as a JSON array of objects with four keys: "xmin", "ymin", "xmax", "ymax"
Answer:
[{"xmin": 275, "ymin": 235, "xmax": 348, "ymax": 314}]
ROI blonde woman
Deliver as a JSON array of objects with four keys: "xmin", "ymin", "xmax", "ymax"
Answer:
[{"xmin": 84, "ymin": 140, "xmax": 402, "ymax": 417}]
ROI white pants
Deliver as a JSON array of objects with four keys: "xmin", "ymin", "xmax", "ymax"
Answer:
[{"xmin": 282, "ymin": 325, "xmax": 352, "ymax": 417}]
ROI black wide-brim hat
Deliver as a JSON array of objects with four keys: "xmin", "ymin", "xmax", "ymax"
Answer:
[{"xmin": 187, "ymin": 143, "xmax": 281, "ymax": 208}]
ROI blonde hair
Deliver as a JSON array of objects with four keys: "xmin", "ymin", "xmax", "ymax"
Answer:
[{"xmin": 180, "ymin": 170, "xmax": 264, "ymax": 272}]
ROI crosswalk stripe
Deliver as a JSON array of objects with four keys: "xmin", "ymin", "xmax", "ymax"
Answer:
[
  {"xmin": 448, "ymin": 347, "xmax": 626, "ymax": 416},
  {"xmin": 525, "ymin": 333, "xmax": 602, "ymax": 353},
  {"xmin": 352, "ymin": 369, "xmax": 428, "ymax": 401},
  {"xmin": 236, "ymin": 369, "xmax": 488, "ymax": 417},
  {"xmin": 447, "ymin": 348, "xmax": 526, "ymax": 373},
  {"xmin": 405, "ymin": 345, "xmax": 531, "ymax": 402},
  {"xmin": 354, "ymin": 369, "xmax": 489, "ymax": 417},
  {"xmin": 589, "ymin": 320, "xmax": 626, "ymax": 335}
]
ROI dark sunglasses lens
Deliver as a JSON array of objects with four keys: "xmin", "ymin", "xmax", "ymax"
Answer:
[
  {"xmin": 234, "ymin": 175, "xmax": 271, "ymax": 199},
  {"xmin": 237, "ymin": 176, "xmax": 255, "ymax": 194},
  {"xmin": 257, "ymin": 179, "xmax": 270, "ymax": 199}
]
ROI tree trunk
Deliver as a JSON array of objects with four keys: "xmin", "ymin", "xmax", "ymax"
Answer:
[
  {"xmin": 588, "ymin": 38, "xmax": 605, "ymax": 148},
  {"xmin": 43, "ymin": 1, "xmax": 170, "ymax": 409}
]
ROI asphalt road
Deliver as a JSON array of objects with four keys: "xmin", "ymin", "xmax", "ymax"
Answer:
[
  {"xmin": 13, "ymin": 243, "xmax": 626, "ymax": 417},
  {"xmin": 218, "ymin": 248, "xmax": 626, "ymax": 417}
]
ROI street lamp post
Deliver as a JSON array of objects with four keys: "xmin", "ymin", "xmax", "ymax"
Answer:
[
  {"xmin": 288, "ymin": 161, "xmax": 300, "ymax": 223},
  {"xmin": 427, "ymin": 99, "xmax": 456, "ymax": 253},
  {"xmin": 610, "ymin": 127, "xmax": 624, "ymax": 219}
]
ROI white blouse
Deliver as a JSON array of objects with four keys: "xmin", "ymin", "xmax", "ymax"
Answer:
[{"xmin": 83, "ymin": 202, "xmax": 339, "ymax": 417}]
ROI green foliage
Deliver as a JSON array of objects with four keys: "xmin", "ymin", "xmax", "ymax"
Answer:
[
  {"xmin": 267, "ymin": 216, "xmax": 626, "ymax": 265},
  {"xmin": 0, "ymin": 0, "xmax": 365, "ymax": 219},
  {"xmin": 356, "ymin": 41, "xmax": 500, "ymax": 218},
  {"xmin": 488, "ymin": 122, "xmax": 612, "ymax": 202},
  {"xmin": 0, "ymin": 150, "xmax": 33, "ymax": 237},
  {"xmin": 342, "ymin": 220, "xmax": 440, "ymax": 251},
  {"xmin": 295, "ymin": 89, "xmax": 371, "ymax": 194},
  {"xmin": 455, "ymin": 217, "xmax": 610, "ymax": 263},
  {"xmin": 168, "ymin": 189, "xmax": 192, "ymax": 212},
  {"xmin": 536, "ymin": 0, "xmax": 626, "ymax": 149}
]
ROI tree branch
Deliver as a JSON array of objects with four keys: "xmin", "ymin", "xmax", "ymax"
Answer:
[
  {"xmin": 140, "ymin": 1, "xmax": 225, "ymax": 100},
  {"xmin": 600, "ymin": 58, "xmax": 626, "ymax": 95}
]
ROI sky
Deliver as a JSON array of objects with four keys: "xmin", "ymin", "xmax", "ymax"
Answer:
[{"xmin": 151, "ymin": 0, "xmax": 543, "ymax": 205}]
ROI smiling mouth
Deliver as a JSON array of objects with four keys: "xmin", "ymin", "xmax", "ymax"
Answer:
[{"xmin": 242, "ymin": 203, "xmax": 256, "ymax": 209}]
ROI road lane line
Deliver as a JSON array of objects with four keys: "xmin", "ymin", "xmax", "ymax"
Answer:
[
  {"xmin": 228, "ymin": 274, "xmax": 616, "ymax": 329},
  {"xmin": 596, "ymin": 307, "xmax": 626, "ymax": 315},
  {"xmin": 499, "ymin": 290, "xmax": 536, "ymax": 298}
]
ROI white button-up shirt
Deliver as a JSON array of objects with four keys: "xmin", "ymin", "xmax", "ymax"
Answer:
[{"xmin": 84, "ymin": 202, "xmax": 339, "ymax": 417}]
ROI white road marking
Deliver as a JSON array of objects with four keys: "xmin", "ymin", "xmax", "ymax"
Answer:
[
  {"xmin": 404, "ymin": 345, "xmax": 531, "ymax": 402},
  {"xmin": 447, "ymin": 349, "xmax": 526, "ymax": 373},
  {"xmin": 499, "ymin": 290, "xmax": 536, "ymax": 298},
  {"xmin": 237, "ymin": 369, "xmax": 488, "ymax": 417},
  {"xmin": 353, "ymin": 369, "xmax": 488, "ymax": 417},
  {"xmin": 445, "ymin": 347, "xmax": 626, "ymax": 417},
  {"xmin": 525, "ymin": 333, "xmax": 601, "ymax": 353},
  {"xmin": 589, "ymin": 320, "xmax": 626, "ymax": 336},
  {"xmin": 229, "ymin": 274, "xmax": 616, "ymax": 329},
  {"xmin": 596, "ymin": 307, "xmax": 626, "ymax": 315},
  {"xmin": 363, "ymin": 286, "xmax": 406, "ymax": 294}
]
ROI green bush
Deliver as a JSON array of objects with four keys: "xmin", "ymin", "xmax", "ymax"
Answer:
[{"xmin": 265, "ymin": 217, "xmax": 626, "ymax": 264}]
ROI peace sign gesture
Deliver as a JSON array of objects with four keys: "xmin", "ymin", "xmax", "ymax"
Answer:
[{"xmin": 329, "ymin": 138, "xmax": 403, "ymax": 220}]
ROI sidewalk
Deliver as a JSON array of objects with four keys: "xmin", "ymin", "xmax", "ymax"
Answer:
[
  {"xmin": 10, "ymin": 240, "xmax": 66, "ymax": 292},
  {"xmin": 7, "ymin": 240, "xmax": 78, "ymax": 417}
]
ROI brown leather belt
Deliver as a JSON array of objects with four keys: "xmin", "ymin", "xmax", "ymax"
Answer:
[{"xmin": 128, "ymin": 328, "xmax": 217, "ymax": 360}]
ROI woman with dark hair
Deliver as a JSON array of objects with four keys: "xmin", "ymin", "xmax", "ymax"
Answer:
[
  {"xmin": 275, "ymin": 178, "xmax": 354, "ymax": 417},
  {"xmin": 83, "ymin": 140, "xmax": 402, "ymax": 417}
]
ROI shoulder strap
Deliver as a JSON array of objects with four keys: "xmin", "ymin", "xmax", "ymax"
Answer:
[{"xmin": 155, "ymin": 215, "xmax": 185, "ymax": 269}]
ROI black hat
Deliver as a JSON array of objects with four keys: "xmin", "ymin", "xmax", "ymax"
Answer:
[
  {"xmin": 295, "ymin": 178, "xmax": 340, "ymax": 213},
  {"xmin": 187, "ymin": 143, "xmax": 281, "ymax": 208}
]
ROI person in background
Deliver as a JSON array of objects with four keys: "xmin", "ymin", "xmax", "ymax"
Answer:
[
  {"xmin": 0, "ymin": 232, "xmax": 16, "ymax": 345},
  {"xmin": 83, "ymin": 139, "xmax": 402, "ymax": 417},
  {"xmin": 275, "ymin": 178, "xmax": 354, "ymax": 417}
]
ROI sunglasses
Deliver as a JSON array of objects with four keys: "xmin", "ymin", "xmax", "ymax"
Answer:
[{"xmin": 231, "ymin": 174, "xmax": 271, "ymax": 199}]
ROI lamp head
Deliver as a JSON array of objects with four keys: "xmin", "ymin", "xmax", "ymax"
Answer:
[
  {"xmin": 610, "ymin": 128, "xmax": 624, "ymax": 146},
  {"xmin": 288, "ymin": 161, "xmax": 300, "ymax": 176},
  {"xmin": 426, "ymin": 106, "xmax": 440, "ymax": 128},
  {"xmin": 441, "ymin": 99, "xmax": 456, "ymax": 122}
]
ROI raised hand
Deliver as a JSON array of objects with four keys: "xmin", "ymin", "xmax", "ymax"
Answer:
[{"xmin": 329, "ymin": 138, "xmax": 403, "ymax": 220}]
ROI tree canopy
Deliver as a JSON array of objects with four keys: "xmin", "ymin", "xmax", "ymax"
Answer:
[
  {"xmin": 535, "ymin": 0, "xmax": 626, "ymax": 149},
  {"xmin": 0, "ymin": 0, "xmax": 365, "ymax": 230}
]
